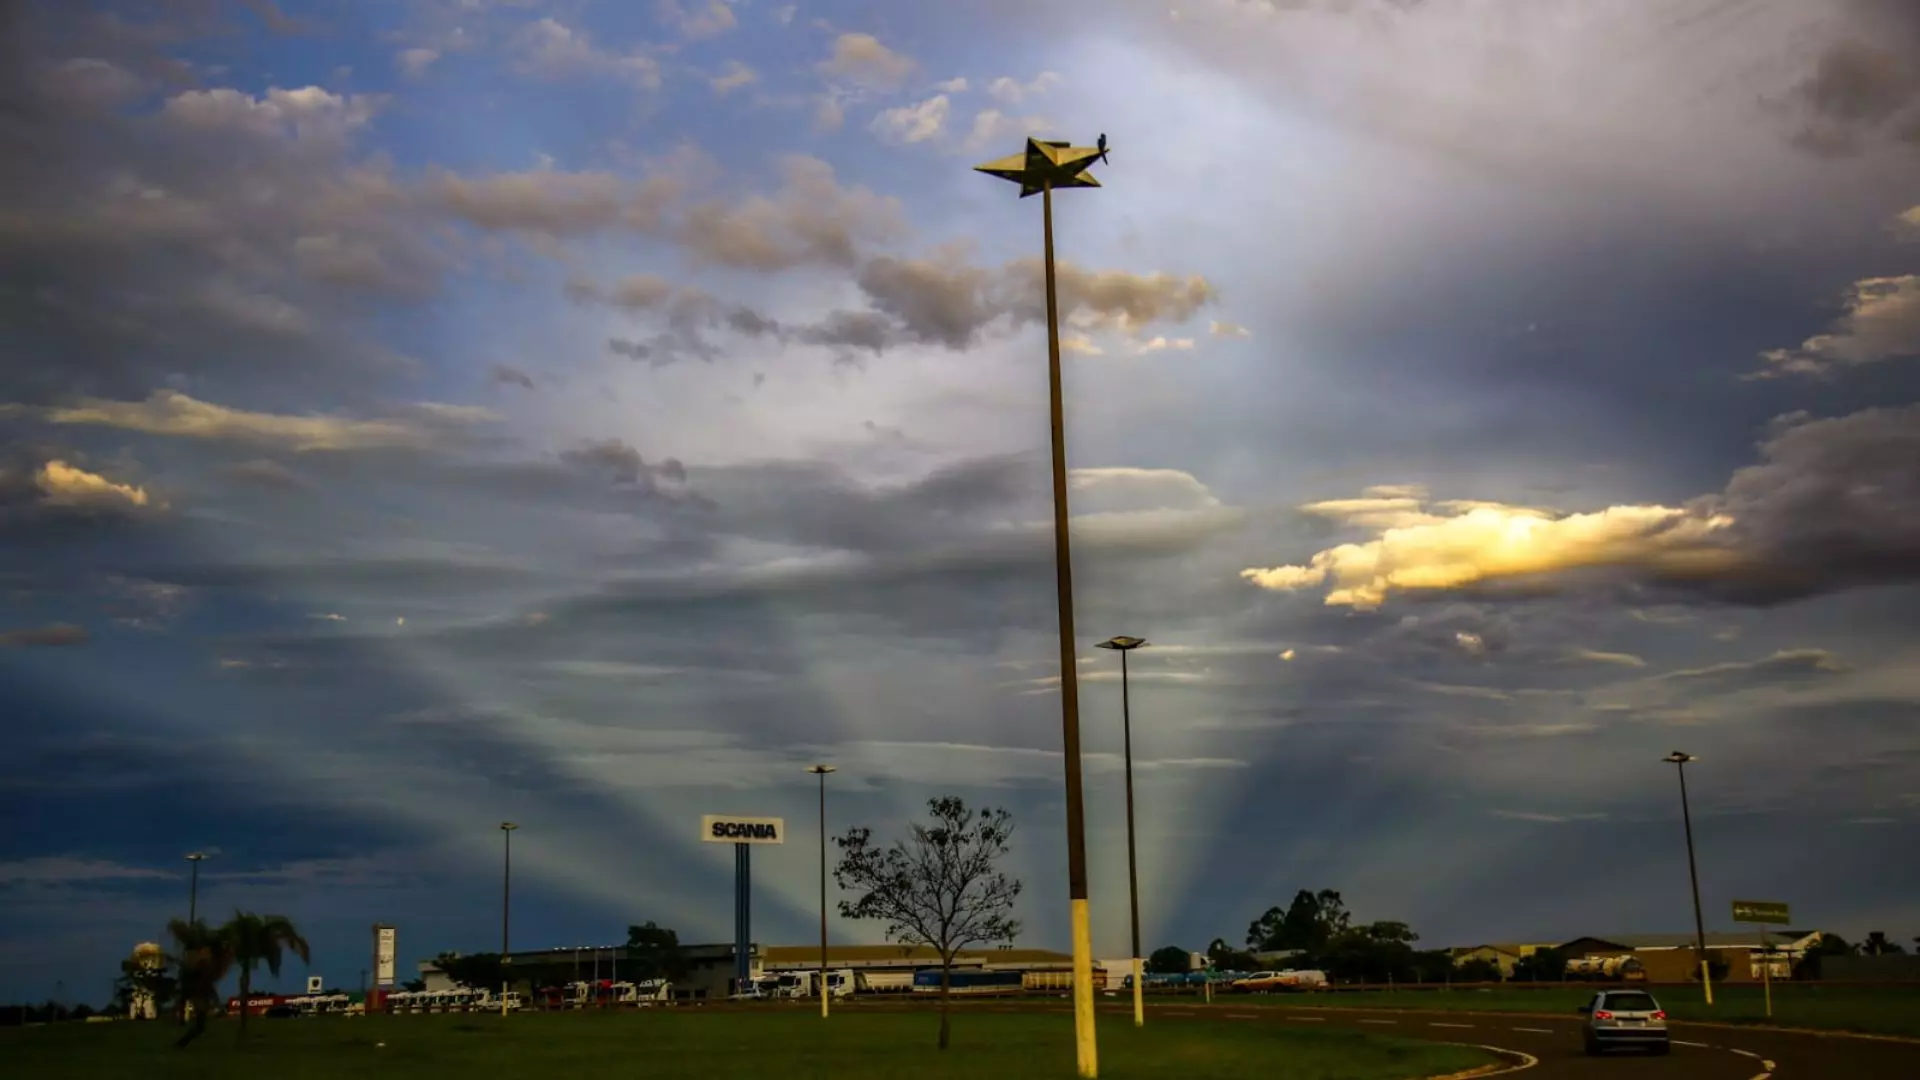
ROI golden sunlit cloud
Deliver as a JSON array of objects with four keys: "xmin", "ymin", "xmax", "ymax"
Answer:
[
  {"xmin": 39, "ymin": 390, "xmax": 496, "ymax": 451},
  {"xmin": 34, "ymin": 460, "xmax": 151, "ymax": 509},
  {"xmin": 1242, "ymin": 495, "xmax": 1743, "ymax": 609}
]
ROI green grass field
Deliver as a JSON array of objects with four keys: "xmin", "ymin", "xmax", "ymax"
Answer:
[
  {"xmin": 1192, "ymin": 984, "xmax": 1920, "ymax": 1039},
  {"xmin": 2, "ymin": 1008, "xmax": 1495, "ymax": 1080}
]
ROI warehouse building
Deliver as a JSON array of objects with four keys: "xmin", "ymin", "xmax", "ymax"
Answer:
[
  {"xmin": 1559, "ymin": 931, "xmax": 1824, "ymax": 983},
  {"xmin": 759, "ymin": 944, "xmax": 1080, "ymax": 991}
]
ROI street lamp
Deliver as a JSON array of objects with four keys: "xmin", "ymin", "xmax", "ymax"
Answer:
[
  {"xmin": 1662, "ymin": 752, "xmax": 1713, "ymax": 1006},
  {"xmin": 808, "ymin": 765, "xmax": 837, "ymax": 1019},
  {"xmin": 1096, "ymin": 635, "xmax": 1149, "ymax": 1029},
  {"xmin": 976, "ymin": 134, "xmax": 1108, "ymax": 1080},
  {"xmin": 184, "ymin": 853, "xmax": 209, "ymax": 924},
  {"xmin": 500, "ymin": 822, "xmax": 518, "ymax": 1017}
]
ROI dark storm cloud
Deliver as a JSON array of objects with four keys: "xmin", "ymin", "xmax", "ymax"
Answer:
[
  {"xmin": 0, "ymin": 624, "xmax": 90, "ymax": 648},
  {"xmin": 1787, "ymin": 0, "xmax": 1920, "ymax": 155}
]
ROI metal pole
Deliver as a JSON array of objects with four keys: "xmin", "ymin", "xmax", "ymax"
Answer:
[
  {"xmin": 1674, "ymin": 759, "xmax": 1713, "ymax": 1005},
  {"xmin": 1761, "ymin": 928, "xmax": 1772, "ymax": 1019},
  {"xmin": 819, "ymin": 770, "xmax": 830, "ymax": 1018},
  {"xmin": 188, "ymin": 859, "xmax": 200, "ymax": 924},
  {"xmin": 501, "ymin": 824, "xmax": 514, "ymax": 1017},
  {"xmin": 1121, "ymin": 647, "xmax": 1143, "ymax": 1028},
  {"xmin": 734, "ymin": 842, "xmax": 752, "ymax": 996},
  {"xmin": 1042, "ymin": 176, "xmax": 1098, "ymax": 1080}
]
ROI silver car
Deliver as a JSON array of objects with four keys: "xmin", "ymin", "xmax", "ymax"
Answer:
[{"xmin": 1578, "ymin": 988, "xmax": 1670, "ymax": 1055}]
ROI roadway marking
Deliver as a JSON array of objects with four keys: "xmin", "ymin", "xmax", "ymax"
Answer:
[
  {"xmin": 1730, "ymin": 1049, "xmax": 1761, "ymax": 1059},
  {"xmin": 1359, "ymin": 1018, "xmax": 1398, "ymax": 1025},
  {"xmin": 1430, "ymin": 1022, "xmax": 1475, "ymax": 1028},
  {"xmin": 1511, "ymin": 1027, "xmax": 1553, "ymax": 1034},
  {"xmin": 1225, "ymin": 1012, "xmax": 1258, "ymax": 1019},
  {"xmin": 1763, "ymin": 1062, "xmax": 1775, "ymax": 1071},
  {"xmin": 1673, "ymin": 1039, "xmax": 1713, "ymax": 1048},
  {"xmin": 1747, "ymin": 1074, "xmax": 1771, "ymax": 1080},
  {"xmin": 1287, "ymin": 1015, "xmax": 1326, "ymax": 1022},
  {"xmin": 1462, "ymin": 1045, "xmax": 1540, "ymax": 1076}
]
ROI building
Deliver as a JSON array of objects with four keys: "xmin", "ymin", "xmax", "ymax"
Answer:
[
  {"xmin": 758, "ymin": 944, "xmax": 1080, "ymax": 992},
  {"xmin": 422, "ymin": 942, "xmax": 752, "ymax": 1000},
  {"xmin": 1449, "ymin": 943, "xmax": 1558, "ymax": 978},
  {"xmin": 1559, "ymin": 932, "xmax": 1824, "ymax": 983}
]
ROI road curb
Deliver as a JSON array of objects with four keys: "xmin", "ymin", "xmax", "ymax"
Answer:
[
  {"xmin": 1427, "ymin": 1045, "xmax": 1539, "ymax": 1078},
  {"xmin": 1244, "ymin": 1003, "xmax": 1920, "ymax": 1045}
]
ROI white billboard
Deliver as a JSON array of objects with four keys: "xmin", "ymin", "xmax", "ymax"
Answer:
[
  {"xmin": 307, "ymin": 975, "xmax": 323, "ymax": 994},
  {"xmin": 701, "ymin": 815, "xmax": 787, "ymax": 844},
  {"xmin": 375, "ymin": 925, "xmax": 397, "ymax": 986}
]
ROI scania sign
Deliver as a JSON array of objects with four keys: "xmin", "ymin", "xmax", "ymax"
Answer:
[{"xmin": 701, "ymin": 815, "xmax": 786, "ymax": 845}]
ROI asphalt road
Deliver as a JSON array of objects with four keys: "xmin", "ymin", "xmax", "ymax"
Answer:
[{"xmin": 852, "ymin": 997, "xmax": 1920, "ymax": 1078}]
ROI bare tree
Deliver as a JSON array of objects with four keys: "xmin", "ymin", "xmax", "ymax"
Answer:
[{"xmin": 834, "ymin": 796, "xmax": 1022, "ymax": 1050}]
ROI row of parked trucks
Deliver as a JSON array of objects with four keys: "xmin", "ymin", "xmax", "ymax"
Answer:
[{"xmin": 226, "ymin": 966, "xmax": 1335, "ymax": 1018}]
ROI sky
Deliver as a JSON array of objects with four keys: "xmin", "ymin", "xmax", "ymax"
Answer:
[{"xmin": 2, "ymin": 0, "xmax": 1918, "ymax": 1005}]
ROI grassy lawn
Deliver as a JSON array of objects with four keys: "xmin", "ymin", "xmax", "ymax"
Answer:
[
  {"xmin": 1196, "ymin": 985, "xmax": 1920, "ymax": 1039},
  {"xmin": 2, "ymin": 1009, "xmax": 1494, "ymax": 1080}
]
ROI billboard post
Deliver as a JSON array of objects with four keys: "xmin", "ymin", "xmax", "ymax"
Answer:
[
  {"xmin": 371, "ymin": 924, "xmax": 396, "ymax": 1013},
  {"xmin": 1732, "ymin": 900, "xmax": 1791, "ymax": 1019},
  {"xmin": 702, "ymin": 815, "xmax": 785, "ymax": 995}
]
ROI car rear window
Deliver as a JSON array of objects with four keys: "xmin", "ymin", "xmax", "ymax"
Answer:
[{"xmin": 1604, "ymin": 993, "xmax": 1658, "ymax": 1011}]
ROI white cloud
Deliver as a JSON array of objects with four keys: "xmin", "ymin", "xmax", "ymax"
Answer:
[
  {"xmin": 658, "ymin": 0, "xmax": 737, "ymax": 39},
  {"xmin": 396, "ymin": 48, "xmax": 439, "ymax": 78},
  {"xmin": 987, "ymin": 72, "xmax": 1063, "ymax": 104},
  {"xmin": 1756, "ymin": 276, "xmax": 1920, "ymax": 377},
  {"xmin": 934, "ymin": 77, "xmax": 969, "ymax": 93},
  {"xmin": 870, "ymin": 94, "xmax": 950, "ymax": 145},
  {"xmin": 40, "ymin": 390, "xmax": 497, "ymax": 451},
  {"xmin": 1134, "ymin": 336, "xmax": 1196, "ymax": 353},
  {"xmin": 1209, "ymin": 319, "xmax": 1252, "ymax": 338},
  {"xmin": 819, "ymin": 32, "xmax": 913, "ymax": 90},
  {"xmin": 1061, "ymin": 333, "xmax": 1104, "ymax": 356},
  {"xmin": 35, "ymin": 461, "xmax": 152, "ymax": 510},
  {"xmin": 1243, "ymin": 494, "xmax": 1740, "ymax": 610},
  {"xmin": 0, "ymin": 856, "xmax": 176, "ymax": 887},
  {"xmin": 711, "ymin": 60, "xmax": 757, "ymax": 95},
  {"xmin": 510, "ymin": 18, "xmax": 660, "ymax": 89},
  {"xmin": 964, "ymin": 108, "xmax": 1050, "ymax": 153}
]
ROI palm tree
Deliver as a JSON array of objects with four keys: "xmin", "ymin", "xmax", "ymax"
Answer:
[
  {"xmin": 221, "ymin": 911, "xmax": 310, "ymax": 1042},
  {"xmin": 166, "ymin": 917, "xmax": 234, "ymax": 1048}
]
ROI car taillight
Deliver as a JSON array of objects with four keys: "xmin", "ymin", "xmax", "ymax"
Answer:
[
  {"xmin": 1651, "ymin": 1011, "xmax": 1666, "ymax": 1020},
  {"xmin": 1593, "ymin": 1010, "xmax": 1614, "ymax": 1020}
]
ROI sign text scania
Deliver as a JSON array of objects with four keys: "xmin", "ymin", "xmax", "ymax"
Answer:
[{"xmin": 701, "ymin": 815, "xmax": 786, "ymax": 845}]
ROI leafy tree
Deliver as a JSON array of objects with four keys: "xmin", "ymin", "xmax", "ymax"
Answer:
[
  {"xmin": 625, "ymin": 921, "xmax": 690, "ymax": 982},
  {"xmin": 433, "ymin": 952, "xmax": 507, "ymax": 992},
  {"xmin": 114, "ymin": 945, "xmax": 177, "ymax": 1020},
  {"xmin": 1411, "ymin": 948, "xmax": 1456, "ymax": 984},
  {"xmin": 1863, "ymin": 931, "xmax": 1906, "ymax": 956},
  {"xmin": 402, "ymin": 977, "xmax": 427, "ymax": 992},
  {"xmin": 1512, "ymin": 947, "xmax": 1566, "ymax": 983},
  {"xmin": 1147, "ymin": 946, "xmax": 1192, "ymax": 975},
  {"xmin": 1456, "ymin": 957, "xmax": 1503, "ymax": 983},
  {"xmin": 165, "ymin": 917, "xmax": 234, "ymax": 1048},
  {"xmin": 220, "ymin": 912, "xmax": 310, "ymax": 1044},
  {"xmin": 835, "ymin": 796, "xmax": 1022, "ymax": 1051},
  {"xmin": 1247, "ymin": 889, "xmax": 1351, "ymax": 952},
  {"xmin": 1205, "ymin": 938, "xmax": 1259, "ymax": 972},
  {"xmin": 1316, "ymin": 921, "xmax": 1421, "ymax": 983}
]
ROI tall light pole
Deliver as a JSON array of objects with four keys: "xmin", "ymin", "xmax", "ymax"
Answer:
[
  {"xmin": 184, "ymin": 852, "xmax": 209, "ymax": 924},
  {"xmin": 1096, "ymin": 635, "xmax": 1149, "ymax": 1028},
  {"xmin": 976, "ymin": 135, "xmax": 1108, "ymax": 1080},
  {"xmin": 1662, "ymin": 752, "xmax": 1713, "ymax": 1005},
  {"xmin": 808, "ymin": 765, "xmax": 837, "ymax": 1018},
  {"xmin": 500, "ymin": 822, "xmax": 518, "ymax": 1017}
]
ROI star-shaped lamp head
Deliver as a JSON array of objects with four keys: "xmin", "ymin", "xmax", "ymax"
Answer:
[
  {"xmin": 1097, "ymin": 636, "xmax": 1148, "ymax": 651},
  {"xmin": 975, "ymin": 137, "xmax": 1105, "ymax": 198}
]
